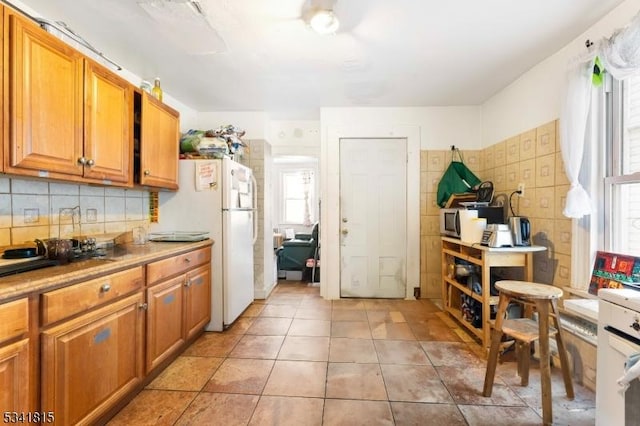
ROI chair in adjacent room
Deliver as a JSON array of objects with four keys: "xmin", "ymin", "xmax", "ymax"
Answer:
[{"xmin": 276, "ymin": 222, "xmax": 319, "ymax": 278}]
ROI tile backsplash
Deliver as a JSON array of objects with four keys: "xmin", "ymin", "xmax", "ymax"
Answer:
[
  {"xmin": 420, "ymin": 119, "xmax": 571, "ymax": 298},
  {"xmin": 0, "ymin": 177, "xmax": 150, "ymax": 247}
]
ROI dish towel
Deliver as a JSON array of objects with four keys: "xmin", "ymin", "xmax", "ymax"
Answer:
[{"xmin": 617, "ymin": 353, "xmax": 640, "ymax": 394}]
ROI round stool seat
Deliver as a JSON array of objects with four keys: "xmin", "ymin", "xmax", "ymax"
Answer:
[{"xmin": 495, "ymin": 280, "xmax": 563, "ymax": 300}]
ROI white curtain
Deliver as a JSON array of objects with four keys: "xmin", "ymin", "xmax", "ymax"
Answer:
[
  {"xmin": 302, "ymin": 171, "xmax": 312, "ymax": 227},
  {"xmin": 560, "ymin": 52, "xmax": 597, "ymax": 218},
  {"xmin": 560, "ymin": 10, "xmax": 640, "ymax": 218},
  {"xmin": 600, "ymin": 11, "xmax": 640, "ymax": 79}
]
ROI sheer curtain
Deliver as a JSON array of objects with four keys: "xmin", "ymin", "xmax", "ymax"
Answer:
[{"xmin": 560, "ymin": 10, "xmax": 640, "ymax": 219}]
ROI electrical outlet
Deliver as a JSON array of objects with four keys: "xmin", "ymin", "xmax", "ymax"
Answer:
[
  {"xmin": 517, "ymin": 182, "xmax": 525, "ymax": 197},
  {"xmin": 86, "ymin": 208, "xmax": 98, "ymax": 223}
]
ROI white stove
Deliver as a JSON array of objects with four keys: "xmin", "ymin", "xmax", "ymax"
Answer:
[{"xmin": 597, "ymin": 288, "xmax": 640, "ymax": 426}]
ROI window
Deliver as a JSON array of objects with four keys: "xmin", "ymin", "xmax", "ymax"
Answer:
[
  {"xmin": 605, "ymin": 74, "xmax": 640, "ymax": 255},
  {"xmin": 281, "ymin": 169, "xmax": 315, "ymax": 225}
]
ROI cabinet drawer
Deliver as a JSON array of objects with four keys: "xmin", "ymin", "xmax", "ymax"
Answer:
[
  {"xmin": 0, "ymin": 298, "xmax": 29, "ymax": 343},
  {"xmin": 147, "ymin": 246, "xmax": 211, "ymax": 285},
  {"xmin": 41, "ymin": 266, "xmax": 144, "ymax": 326}
]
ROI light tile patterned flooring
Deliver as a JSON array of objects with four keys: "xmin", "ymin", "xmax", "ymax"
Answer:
[{"xmin": 108, "ymin": 282, "xmax": 596, "ymax": 425}]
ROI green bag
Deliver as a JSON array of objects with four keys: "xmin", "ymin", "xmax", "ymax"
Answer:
[{"xmin": 436, "ymin": 149, "xmax": 481, "ymax": 207}]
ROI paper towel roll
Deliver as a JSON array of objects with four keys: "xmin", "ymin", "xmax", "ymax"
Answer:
[
  {"xmin": 461, "ymin": 214, "xmax": 486, "ymax": 244},
  {"xmin": 459, "ymin": 210, "xmax": 477, "ymax": 243}
]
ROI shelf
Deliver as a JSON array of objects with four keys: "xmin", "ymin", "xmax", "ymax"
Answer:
[
  {"xmin": 442, "ymin": 248, "xmax": 483, "ymax": 266},
  {"xmin": 444, "ymin": 306, "xmax": 483, "ymax": 339},
  {"xmin": 443, "ymin": 276, "xmax": 482, "ymax": 303},
  {"xmin": 440, "ymin": 236, "xmax": 539, "ymax": 349}
]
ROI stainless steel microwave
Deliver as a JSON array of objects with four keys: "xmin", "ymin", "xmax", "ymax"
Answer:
[{"xmin": 439, "ymin": 207, "xmax": 505, "ymax": 238}]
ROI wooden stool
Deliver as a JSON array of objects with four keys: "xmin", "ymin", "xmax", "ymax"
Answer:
[
  {"xmin": 502, "ymin": 318, "xmax": 557, "ymax": 387},
  {"xmin": 483, "ymin": 281, "xmax": 574, "ymax": 425}
]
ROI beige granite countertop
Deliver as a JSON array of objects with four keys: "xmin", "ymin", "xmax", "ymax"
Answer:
[{"xmin": 0, "ymin": 239, "xmax": 214, "ymax": 302}]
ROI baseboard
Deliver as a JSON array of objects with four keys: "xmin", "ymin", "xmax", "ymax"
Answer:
[{"xmin": 254, "ymin": 281, "xmax": 277, "ymax": 300}]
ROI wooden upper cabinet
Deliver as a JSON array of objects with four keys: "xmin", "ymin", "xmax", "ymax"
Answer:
[
  {"xmin": 84, "ymin": 60, "xmax": 133, "ymax": 184},
  {"xmin": 139, "ymin": 93, "xmax": 179, "ymax": 190},
  {"xmin": 4, "ymin": 9, "xmax": 134, "ymax": 186},
  {"xmin": 0, "ymin": 4, "xmax": 4, "ymax": 173},
  {"xmin": 6, "ymin": 12, "xmax": 84, "ymax": 176}
]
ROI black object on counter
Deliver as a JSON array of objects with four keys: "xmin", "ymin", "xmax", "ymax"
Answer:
[
  {"xmin": 2, "ymin": 239, "xmax": 47, "ymax": 259},
  {"xmin": 0, "ymin": 259, "xmax": 60, "ymax": 277},
  {"xmin": 2, "ymin": 248, "xmax": 39, "ymax": 259}
]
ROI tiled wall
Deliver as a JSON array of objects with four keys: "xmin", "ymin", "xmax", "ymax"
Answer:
[
  {"xmin": 420, "ymin": 119, "xmax": 571, "ymax": 298},
  {"xmin": 0, "ymin": 176, "xmax": 150, "ymax": 247},
  {"xmin": 241, "ymin": 140, "xmax": 275, "ymax": 299}
]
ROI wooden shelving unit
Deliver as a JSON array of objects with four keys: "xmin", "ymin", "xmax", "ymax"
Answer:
[{"xmin": 441, "ymin": 237, "xmax": 545, "ymax": 348}]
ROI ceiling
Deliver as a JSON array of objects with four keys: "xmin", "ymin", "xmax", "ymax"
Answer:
[{"xmin": 13, "ymin": 0, "xmax": 627, "ymax": 118}]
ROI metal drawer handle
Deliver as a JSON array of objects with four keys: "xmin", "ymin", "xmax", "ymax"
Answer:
[
  {"xmin": 139, "ymin": 303, "xmax": 148, "ymax": 310},
  {"xmin": 184, "ymin": 278, "xmax": 192, "ymax": 288},
  {"xmin": 100, "ymin": 283, "xmax": 111, "ymax": 293}
]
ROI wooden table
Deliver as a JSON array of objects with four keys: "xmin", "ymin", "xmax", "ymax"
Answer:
[{"xmin": 440, "ymin": 237, "xmax": 547, "ymax": 348}]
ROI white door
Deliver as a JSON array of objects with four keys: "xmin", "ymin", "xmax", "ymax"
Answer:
[{"xmin": 340, "ymin": 138, "xmax": 407, "ymax": 298}]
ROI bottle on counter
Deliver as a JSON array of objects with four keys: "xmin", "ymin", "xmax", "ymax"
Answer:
[{"xmin": 151, "ymin": 77, "xmax": 163, "ymax": 102}]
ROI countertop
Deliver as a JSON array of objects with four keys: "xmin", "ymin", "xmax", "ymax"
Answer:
[
  {"xmin": 441, "ymin": 236, "xmax": 547, "ymax": 253},
  {"xmin": 0, "ymin": 239, "xmax": 213, "ymax": 302}
]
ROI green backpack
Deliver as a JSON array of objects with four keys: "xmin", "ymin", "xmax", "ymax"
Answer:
[{"xmin": 436, "ymin": 149, "xmax": 481, "ymax": 207}]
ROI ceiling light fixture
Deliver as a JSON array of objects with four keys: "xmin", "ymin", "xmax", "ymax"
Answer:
[{"xmin": 308, "ymin": 9, "xmax": 339, "ymax": 35}]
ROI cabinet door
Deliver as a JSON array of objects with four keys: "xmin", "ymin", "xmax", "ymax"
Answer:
[
  {"xmin": 184, "ymin": 264, "xmax": 211, "ymax": 340},
  {"xmin": 0, "ymin": 339, "xmax": 29, "ymax": 413},
  {"xmin": 139, "ymin": 93, "xmax": 179, "ymax": 189},
  {"xmin": 84, "ymin": 59, "xmax": 133, "ymax": 184},
  {"xmin": 6, "ymin": 12, "xmax": 83, "ymax": 176},
  {"xmin": 41, "ymin": 292, "xmax": 144, "ymax": 426},
  {"xmin": 0, "ymin": 4, "xmax": 4, "ymax": 173},
  {"xmin": 146, "ymin": 275, "xmax": 184, "ymax": 372}
]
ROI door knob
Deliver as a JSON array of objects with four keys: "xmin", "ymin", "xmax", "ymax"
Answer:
[
  {"xmin": 77, "ymin": 157, "xmax": 87, "ymax": 165},
  {"xmin": 86, "ymin": 159, "xmax": 95, "ymax": 166},
  {"xmin": 144, "ymin": 170, "xmax": 151, "ymax": 176},
  {"xmin": 342, "ymin": 218, "xmax": 348, "ymax": 223},
  {"xmin": 341, "ymin": 228, "xmax": 349, "ymax": 235}
]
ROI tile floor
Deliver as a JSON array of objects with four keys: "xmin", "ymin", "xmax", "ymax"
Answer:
[{"xmin": 108, "ymin": 282, "xmax": 596, "ymax": 425}]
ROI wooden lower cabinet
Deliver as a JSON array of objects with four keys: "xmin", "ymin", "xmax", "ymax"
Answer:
[
  {"xmin": 0, "ymin": 297, "xmax": 30, "ymax": 413},
  {"xmin": 184, "ymin": 264, "xmax": 212, "ymax": 340},
  {"xmin": 146, "ymin": 248, "xmax": 212, "ymax": 373},
  {"xmin": 0, "ymin": 339, "xmax": 29, "ymax": 412},
  {"xmin": 146, "ymin": 275, "xmax": 185, "ymax": 373},
  {"xmin": 146, "ymin": 262, "xmax": 212, "ymax": 372},
  {"xmin": 40, "ymin": 292, "xmax": 145, "ymax": 425}
]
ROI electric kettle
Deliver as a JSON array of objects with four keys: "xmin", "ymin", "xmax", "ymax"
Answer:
[{"xmin": 509, "ymin": 216, "xmax": 531, "ymax": 246}]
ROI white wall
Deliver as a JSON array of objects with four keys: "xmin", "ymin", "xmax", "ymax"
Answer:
[
  {"xmin": 321, "ymin": 107, "xmax": 483, "ymax": 150},
  {"xmin": 268, "ymin": 120, "xmax": 321, "ymax": 157},
  {"xmin": 482, "ymin": 0, "xmax": 640, "ymax": 145},
  {"xmin": 195, "ymin": 112, "xmax": 268, "ymax": 140}
]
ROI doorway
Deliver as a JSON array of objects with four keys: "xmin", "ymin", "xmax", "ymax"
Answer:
[{"xmin": 339, "ymin": 138, "xmax": 407, "ymax": 298}]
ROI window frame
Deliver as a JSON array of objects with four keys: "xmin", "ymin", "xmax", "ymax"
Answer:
[
  {"xmin": 279, "ymin": 168, "xmax": 316, "ymax": 226},
  {"xmin": 603, "ymin": 75, "xmax": 640, "ymax": 254}
]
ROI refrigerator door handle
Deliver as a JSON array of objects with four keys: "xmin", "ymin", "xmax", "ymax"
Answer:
[{"xmin": 251, "ymin": 173, "xmax": 258, "ymax": 245}]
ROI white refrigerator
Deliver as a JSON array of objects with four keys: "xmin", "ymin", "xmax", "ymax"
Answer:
[{"xmin": 153, "ymin": 158, "xmax": 256, "ymax": 331}]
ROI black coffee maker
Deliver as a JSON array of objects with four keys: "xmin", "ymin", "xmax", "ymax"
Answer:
[{"xmin": 508, "ymin": 216, "xmax": 531, "ymax": 246}]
